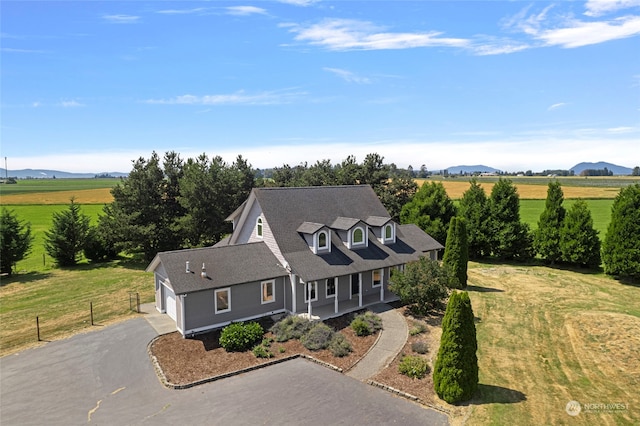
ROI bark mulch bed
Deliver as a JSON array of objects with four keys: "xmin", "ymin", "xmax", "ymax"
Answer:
[{"xmin": 150, "ymin": 312, "xmax": 377, "ymax": 386}]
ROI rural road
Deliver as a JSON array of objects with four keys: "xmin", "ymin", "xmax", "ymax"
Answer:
[{"xmin": 0, "ymin": 317, "xmax": 448, "ymax": 425}]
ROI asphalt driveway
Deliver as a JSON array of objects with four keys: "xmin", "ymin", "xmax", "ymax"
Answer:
[{"xmin": 0, "ymin": 317, "xmax": 448, "ymax": 425}]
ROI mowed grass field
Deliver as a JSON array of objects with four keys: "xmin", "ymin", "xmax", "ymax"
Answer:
[{"xmin": 463, "ymin": 263, "xmax": 639, "ymax": 425}]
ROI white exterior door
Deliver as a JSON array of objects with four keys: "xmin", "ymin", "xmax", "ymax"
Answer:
[{"xmin": 164, "ymin": 285, "xmax": 177, "ymax": 321}]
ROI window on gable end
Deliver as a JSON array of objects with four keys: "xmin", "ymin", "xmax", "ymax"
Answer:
[{"xmin": 256, "ymin": 217, "xmax": 263, "ymax": 238}]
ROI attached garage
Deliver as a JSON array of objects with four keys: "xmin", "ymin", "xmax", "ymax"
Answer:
[{"xmin": 164, "ymin": 284, "xmax": 177, "ymax": 321}]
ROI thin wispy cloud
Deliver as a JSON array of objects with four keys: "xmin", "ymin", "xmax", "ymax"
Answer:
[
  {"xmin": 607, "ymin": 126, "xmax": 636, "ymax": 133},
  {"xmin": 323, "ymin": 67, "xmax": 371, "ymax": 84},
  {"xmin": 284, "ymin": 19, "xmax": 469, "ymax": 51},
  {"xmin": 585, "ymin": 0, "xmax": 640, "ymax": 17},
  {"xmin": 278, "ymin": 0, "xmax": 319, "ymax": 6},
  {"xmin": 1, "ymin": 47, "xmax": 47, "ymax": 54},
  {"xmin": 548, "ymin": 102, "xmax": 568, "ymax": 111},
  {"xmin": 226, "ymin": 6, "xmax": 268, "ymax": 16},
  {"xmin": 156, "ymin": 8, "xmax": 208, "ymax": 15},
  {"xmin": 59, "ymin": 100, "xmax": 85, "ymax": 108},
  {"xmin": 103, "ymin": 14, "xmax": 140, "ymax": 24},
  {"xmin": 145, "ymin": 90, "xmax": 306, "ymax": 106}
]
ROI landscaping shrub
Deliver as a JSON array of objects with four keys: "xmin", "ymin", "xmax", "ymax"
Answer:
[
  {"xmin": 252, "ymin": 344, "xmax": 274, "ymax": 359},
  {"xmin": 411, "ymin": 341, "xmax": 429, "ymax": 354},
  {"xmin": 328, "ymin": 333, "xmax": 353, "ymax": 357},
  {"xmin": 350, "ymin": 317, "xmax": 372, "ymax": 336},
  {"xmin": 409, "ymin": 321, "xmax": 427, "ymax": 336},
  {"xmin": 269, "ymin": 316, "xmax": 313, "ymax": 342},
  {"xmin": 301, "ymin": 322, "xmax": 334, "ymax": 351},
  {"xmin": 219, "ymin": 322, "xmax": 264, "ymax": 352},
  {"xmin": 398, "ymin": 355, "xmax": 430, "ymax": 379},
  {"xmin": 350, "ymin": 311, "xmax": 382, "ymax": 336}
]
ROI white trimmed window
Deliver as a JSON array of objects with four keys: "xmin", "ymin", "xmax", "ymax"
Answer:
[
  {"xmin": 317, "ymin": 230, "xmax": 329, "ymax": 250},
  {"xmin": 384, "ymin": 224, "xmax": 394, "ymax": 241},
  {"xmin": 326, "ymin": 277, "xmax": 336, "ymax": 298},
  {"xmin": 256, "ymin": 217, "xmax": 263, "ymax": 238},
  {"xmin": 304, "ymin": 281, "xmax": 318, "ymax": 302},
  {"xmin": 373, "ymin": 269, "xmax": 383, "ymax": 287},
  {"xmin": 352, "ymin": 227, "xmax": 365, "ymax": 245},
  {"xmin": 215, "ymin": 288, "xmax": 231, "ymax": 314},
  {"xmin": 261, "ymin": 280, "xmax": 275, "ymax": 304}
]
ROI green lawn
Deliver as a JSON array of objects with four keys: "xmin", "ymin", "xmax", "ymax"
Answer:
[
  {"xmin": 520, "ymin": 199, "xmax": 613, "ymax": 237},
  {"xmin": 2, "ymin": 204, "xmax": 107, "ymax": 272},
  {"xmin": 0, "ymin": 178, "xmax": 119, "ymax": 196}
]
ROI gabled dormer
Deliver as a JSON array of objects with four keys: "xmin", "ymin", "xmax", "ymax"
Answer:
[
  {"xmin": 330, "ymin": 217, "xmax": 368, "ymax": 250},
  {"xmin": 297, "ymin": 222, "xmax": 331, "ymax": 254},
  {"xmin": 366, "ymin": 216, "xmax": 396, "ymax": 245}
]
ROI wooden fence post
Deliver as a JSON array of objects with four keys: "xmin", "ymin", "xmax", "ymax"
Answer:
[
  {"xmin": 36, "ymin": 316, "xmax": 41, "ymax": 341},
  {"xmin": 90, "ymin": 302, "xmax": 94, "ymax": 326}
]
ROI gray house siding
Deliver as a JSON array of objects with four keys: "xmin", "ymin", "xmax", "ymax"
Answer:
[
  {"xmin": 237, "ymin": 201, "xmax": 285, "ymax": 265},
  {"xmin": 182, "ymin": 277, "xmax": 287, "ymax": 335}
]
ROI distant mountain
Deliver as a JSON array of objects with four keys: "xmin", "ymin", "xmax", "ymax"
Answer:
[
  {"xmin": 570, "ymin": 162, "xmax": 632, "ymax": 176},
  {"xmin": 0, "ymin": 168, "xmax": 128, "ymax": 179},
  {"xmin": 445, "ymin": 165, "xmax": 501, "ymax": 174}
]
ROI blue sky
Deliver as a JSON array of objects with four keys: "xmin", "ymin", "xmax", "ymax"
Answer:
[{"xmin": 2, "ymin": 0, "xmax": 639, "ymax": 173}]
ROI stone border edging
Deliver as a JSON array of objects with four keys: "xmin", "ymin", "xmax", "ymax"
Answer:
[
  {"xmin": 367, "ymin": 380, "xmax": 451, "ymax": 415},
  {"xmin": 147, "ymin": 334, "xmax": 343, "ymax": 390},
  {"xmin": 343, "ymin": 328, "xmax": 383, "ymax": 373}
]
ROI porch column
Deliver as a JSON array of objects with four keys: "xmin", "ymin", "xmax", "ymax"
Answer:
[
  {"xmin": 307, "ymin": 281, "xmax": 312, "ymax": 319},
  {"xmin": 334, "ymin": 278, "xmax": 339, "ymax": 314},
  {"xmin": 290, "ymin": 273, "xmax": 297, "ymax": 313},
  {"xmin": 358, "ymin": 272, "xmax": 362, "ymax": 307},
  {"xmin": 380, "ymin": 268, "xmax": 385, "ymax": 302}
]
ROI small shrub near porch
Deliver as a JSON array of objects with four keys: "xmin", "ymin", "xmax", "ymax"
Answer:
[
  {"xmin": 350, "ymin": 311, "xmax": 383, "ymax": 336},
  {"xmin": 219, "ymin": 321, "xmax": 264, "ymax": 352}
]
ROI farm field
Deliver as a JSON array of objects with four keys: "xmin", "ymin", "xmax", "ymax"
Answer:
[
  {"xmin": 421, "ymin": 176, "xmax": 637, "ymax": 200},
  {"xmin": 0, "ymin": 178, "xmax": 119, "ymax": 197},
  {"xmin": 520, "ymin": 199, "xmax": 613, "ymax": 237},
  {"xmin": 0, "ymin": 262, "xmax": 154, "ymax": 357},
  {"xmin": 464, "ymin": 262, "xmax": 639, "ymax": 425}
]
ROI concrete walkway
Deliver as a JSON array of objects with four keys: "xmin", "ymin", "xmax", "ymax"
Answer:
[
  {"xmin": 140, "ymin": 302, "xmax": 177, "ymax": 335},
  {"xmin": 346, "ymin": 303, "xmax": 408, "ymax": 381}
]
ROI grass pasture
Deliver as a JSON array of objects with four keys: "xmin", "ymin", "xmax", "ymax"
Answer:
[
  {"xmin": 520, "ymin": 199, "xmax": 613, "ymax": 236},
  {"xmin": 2, "ymin": 204, "xmax": 106, "ymax": 272},
  {"xmin": 0, "ymin": 262, "xmax": 154, "ymax": 357},
  {"xmin": 0, "ymin": 178, "xmax": 119, "ymax": 198},
  {"xmin": 465, "ymin": 262, "xmax": 639, "ymax": 425}
]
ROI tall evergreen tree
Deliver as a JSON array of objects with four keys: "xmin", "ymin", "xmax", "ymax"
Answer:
[
  {"xmin": 0, "ymin": 209, "xmax": 34, "ymax": 275},
  {"xmin": 44, "ymin": 199, "xmax": 90, "ymax": 266},
  {"xmin": 400, "ymin": 181, "xmax": 457, "ymax": 245},
  {"xmin": 488, "ymin": 178, "xmax": 533, "ymax": 260},
  {"xmin": 534, "ymin": 181, "xmax": 566, "ymax": 264},
  {"xmin": 560, "ymin": 199, "xmax": 601, "ymax": 268},
  {"xmin": 458, "ymin": 179, "xmax": 491, "ymax": 259},
  {"xmin": 377, "ymin": 170, "xmax": 418, "ymax": 222},
  {"xmin": 433, "ymin": 291, "xmax": 479, "ymax": 403},
  {"xmin": 99, "ymin": 151, "xmax": 185, "ymax": 261},
  {"xmin": 602, "ymin": 184, "xmax": 640, "ymax": 278},
  {"xmin": 443, "ymin": 217, "xmax": 469, "ymax": 288}
]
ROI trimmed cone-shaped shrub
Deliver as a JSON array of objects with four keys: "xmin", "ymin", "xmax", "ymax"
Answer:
[
  {"xmin": 442, "ymin": 217, "xmax": 469, "ymax": 288},
  {"xmin": 433, "ymin": 291, "xmax": 478, "ymax": 403}
]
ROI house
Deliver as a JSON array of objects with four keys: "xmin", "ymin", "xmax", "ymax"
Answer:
[{"xmin": 146, "ymin": 185, "xmax": 443, "ymax": 336}]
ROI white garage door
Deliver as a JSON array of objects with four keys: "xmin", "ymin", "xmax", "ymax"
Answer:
[{"xmin": 164, "ymin": 285, "xmax": 177, "ymax": 321}]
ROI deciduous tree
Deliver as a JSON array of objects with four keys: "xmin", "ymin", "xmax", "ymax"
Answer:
[
  {"xmin": 0, "ymin": 209, "xmax": 34, "ymax": 275},
  {"xmin": 602, "ymin": 184, "xmax": 640, "ymax": 278},
  {"xmin": 389, "ymin": 257, "xmax": 449, "ymax": 315},
  {"xmin": 433, "ymin": 291, "xmax": 478, "ymax": 404}
]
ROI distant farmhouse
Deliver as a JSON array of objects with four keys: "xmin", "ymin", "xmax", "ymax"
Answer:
[{"xmin": 146, "ymin": 185, "xmax": 443, "ymax": 336}]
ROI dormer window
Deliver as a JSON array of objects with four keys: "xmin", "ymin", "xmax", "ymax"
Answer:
[
  {"xmin": 256, "ymin": 217, "xmax": 263, "ymax": 238},
  {"xmin": 318, "ymin": 231, "xmax": 328, "ymax": 250},
  {"xmin": 352, "ymin": 226, "xmax": 366, "ymax": 246},
  {"xmin": 384, "ymin": 224, "xmax": 393, "ymax": 240}
]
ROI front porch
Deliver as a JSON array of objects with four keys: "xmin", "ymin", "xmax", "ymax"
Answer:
[{"xmin": 296, "ymin": 292, "xmax": 399, "ymax": 322}]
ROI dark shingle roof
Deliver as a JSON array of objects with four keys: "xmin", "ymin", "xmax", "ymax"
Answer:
[{"xmin": 152, "ymin": 242, "xmax": 286, "ymax": 295}]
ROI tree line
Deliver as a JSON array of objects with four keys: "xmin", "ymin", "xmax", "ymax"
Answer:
[{"xmin": 1, "ymin": 150, "xmax": 638, "ymax": 281}]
